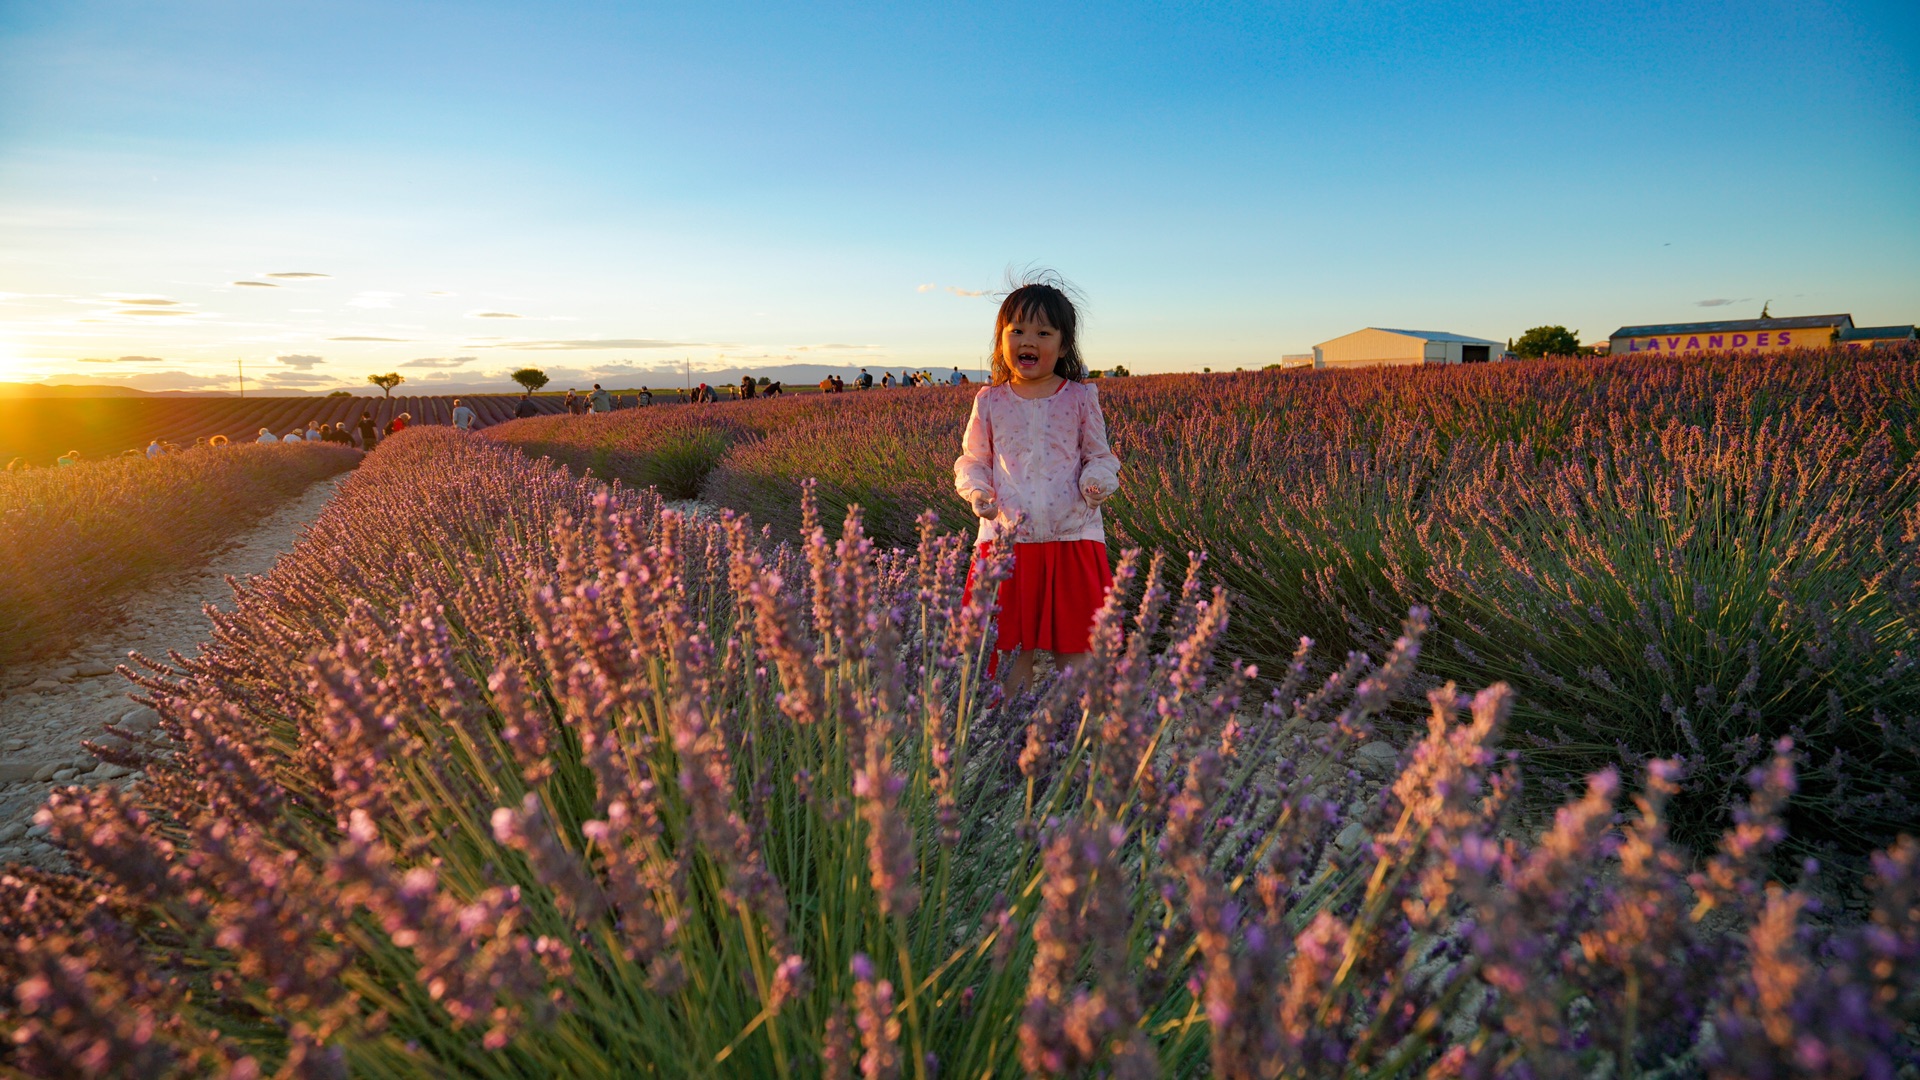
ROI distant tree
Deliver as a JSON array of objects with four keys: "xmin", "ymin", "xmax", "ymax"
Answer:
[
  {"xmin": 368, "ymin": 373, "xmax": 405, "ymax": 398},
  {"xmin": 1202, "ymin": 367, "xmax": 1212, "ymax": 373},
  {"xmin": 327, "ymin": 390, "xmax": 353, "ymax": 397},
  {"xmin": 1512, "ymin": 326, "xmax": 1582, "ymax": 359},
  {"xmin": 1108, "ymin": 365, "xmax": 1131, "ymax": 378},
  {"xmin": 511, "ymin": 367, "xmax": 550, "ymax": 394},
  {"xmin": 758, "ymin": 376, "xmax": 770, "ymax": 385}
]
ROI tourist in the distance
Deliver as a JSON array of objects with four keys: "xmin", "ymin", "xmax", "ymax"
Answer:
[
  {"xmin": 452, "ymin": 398, "xmax": 476, "ymax": 432},
  {"xmin": 955, "ymin": 280, "xmax": 1120, "ymax": 694},
  {"xmin": 741, "ymin": 375, "xmax": 756, "ymax": 400},
  {"xmin": 209, "ymin": 434, "xmax": 229, "ymax": 448},
  {"xmin": 857, "ymin": 368, "xmax": 873, "ymax": 390},
  {"xmin": 590, "ymin": 384, "xmax": 612, "ymax": 413},
  {"xmin": 385, "ymin": 412, "xmax": 411, "ymax": 436},
  {"xmin": 304, "ymin": 421, "xmax": 322, "ymax": 441},
  {"xmin": 639, "ymin": 386, "xmax": 654, "ymax": 406},
  {"xmin": 146, "ymin": 439, "xmax": 163, "ymax": 459},
  {"xmin": 765, "ymin": 380, "xmax": 783, "ymax": 397},
  {"xmin": 515, "ymin": 391, "xmax": 539, "ymax": 419},
  {"xmin": 356, "ymin": 412, "xmax": 379, "ymax": 450},
  {"xmin": 564, "ymin": 388, "xmax": 580, "ymax": 415}
]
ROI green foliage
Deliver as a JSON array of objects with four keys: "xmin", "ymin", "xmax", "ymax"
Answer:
[
  {"xmin": 327, "ymin": 390, "xmax": 353, "ymax": 397},
  {"xmin": 510, "ymin": 367, "xmax": 551, "ymax": 393},
  {"xmin": 367, "ymin": 372, "xmax": 405, "ymax": 398},
  {"xmin": 1513, "ymin": 325, "xmax": 1582, "ymax": 358}
]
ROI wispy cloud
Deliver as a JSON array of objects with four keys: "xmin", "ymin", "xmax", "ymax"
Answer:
[
  {"xmin": 469, "ymin": 311, "xmax": 522, "ymax": 318},
  {"xmin": 1695, "ymin": 298, "xmax": 1745, "ymax": 307},
  {"xmin": 114, "ymin": 298, "xmax": 179, "ymax": 306},
  {"xmin": 259, "ymin": 371, "xmax": 337, "ymax": 386},
  {"xmin": 233, "ymin": 281, "xmax": 279, "ymax": 288},
  {"xmin": 917, "ymin": 283, "xmax": 936, "ymax": 293},
  {"xmin": 37, "ymin": 371, "xmax": 234, "ymax": 390},
  {"xmin": 471, "ymin": 338, "xmax": 717, "ymax": 351},
  {"xmin": 947, "ymin": 286, "xmax": 985, "ymax": 298},
  {"xmin": 78, "ymin": 355, "xmax": 165, "ymax": 364},
  {"xmin": 347, "ymin": 291, "xmax": 402, "ymax": 308},
  {"xmin": 276, "ymin": 353, "xmax": 325, "ymax": 370},
  {"xmin": 793, "ymin": 343, "xmax": 884, "ymax": 351},
  {"xmin": 401, "ymin": 356, "xmax": 479, "ymax": 369},
  {"xmin": 119, "ymin": 308, "xmax": 193, "ymax": 316},
  {"xmin": 265, "ymin": 272, "xmax": 331, "ymax": 279},
  {"xmin": 328, "ymin": 335, "xmax": 412, "ymax": 342}
]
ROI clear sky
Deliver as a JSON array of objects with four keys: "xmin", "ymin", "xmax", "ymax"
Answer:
[{"xmin": 2, "ymin": 0, "xmax": 1916, "ymax": 392}]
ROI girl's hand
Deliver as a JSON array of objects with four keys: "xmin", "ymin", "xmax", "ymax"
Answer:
[
  {"xmin": 970, "ymin": 492, "xmax": 999, "ymax": 519},
  {"xmin": 1081, "ymin": 480, "xmax": 1110, "ymax": 505}
]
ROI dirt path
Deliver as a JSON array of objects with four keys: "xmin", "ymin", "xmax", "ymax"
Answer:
[{"xmin": 0, "ymin": 472, "xmax": 348, "ymax": 867}]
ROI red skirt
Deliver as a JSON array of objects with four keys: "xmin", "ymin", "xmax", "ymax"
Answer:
[{"xmin": 965, "ymin": 540, "xmax": 1113, "ymax": 654}]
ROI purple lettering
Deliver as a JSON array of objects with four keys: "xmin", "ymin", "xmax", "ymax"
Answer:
[
  {"xmin": 1666, "ymin": 337, "xmax": 1682, "ymax": 350},
  {"xmin": 1709, "ymin": 335, "xmax": 1724, "ymax": 348},
  {"xmin": 1778, "ymin": 331, "xmax": 1791, "ymax": 346},
  {"xmin": 1645, "ymin": 337, "xmax": 1660, "ymax": 352},
  {"xmin": 1732, "ymin": 333, "xmax": 1749, "ymax": 347},
  {"xmin": 1757, "ymin": 332, "xmax": 1770, "ymax": 346},
  {"xmin": 1627, "ymin": 338, "xmax": 1640, "ymax": 352},
  {"xmin": 1686, "ymin": 336, "xmax": 1701, "ymax": 350}
]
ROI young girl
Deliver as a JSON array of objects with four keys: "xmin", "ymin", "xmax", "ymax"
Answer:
[{"xmin": 955, "ymin": 281, "xmax": 1121, "ymax": 690}]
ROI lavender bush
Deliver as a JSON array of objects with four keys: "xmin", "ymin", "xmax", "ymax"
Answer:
[{"xmin": 3, "ymin": 427, "xmax": 1916, "ymax": 1076}]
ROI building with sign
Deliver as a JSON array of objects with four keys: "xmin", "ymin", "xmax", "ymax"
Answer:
[
  {"xmin": 1311, "ymin": 328, "xmax": 1504, "ymax": 369},
  {"xmin": 1608, "ymin": 314, "xmax": 1854, "ymax": 356}
]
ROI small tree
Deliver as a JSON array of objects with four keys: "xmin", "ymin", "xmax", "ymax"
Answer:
[
  {"xmin": 511, "ymin": 367, "xmax": 550, "ymax": 393},
  {"xmin": 1512, "ymin": 326, "xmax": 1582, "ymax": 359},
  {"xmin": 368, "ymin": 373, "xmax": 405, "ymax": 398},
  {"xmin": 1108, "ymin": 365, "xmax": 1131, "ymax": 378}
]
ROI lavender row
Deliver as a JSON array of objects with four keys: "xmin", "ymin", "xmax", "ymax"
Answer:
[{"xmin": 0, "ymin": 442, "xmax": 360, "ymax": 666}]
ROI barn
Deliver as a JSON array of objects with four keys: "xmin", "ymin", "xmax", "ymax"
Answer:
[{"xmin": 1311, "ymin": 328, "xmax": 1504, "ymax": 370}]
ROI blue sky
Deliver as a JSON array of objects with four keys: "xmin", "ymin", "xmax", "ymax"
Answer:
[{"xmin": 1, "ymin": 0, "xmax": 1915, "ymax": 391}]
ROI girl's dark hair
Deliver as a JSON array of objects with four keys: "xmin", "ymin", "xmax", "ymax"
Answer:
[{"xmin": 989, "ymin": 274, "xmax": 1087, "ymax": 385}]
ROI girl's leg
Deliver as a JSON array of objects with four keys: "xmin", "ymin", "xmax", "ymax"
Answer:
[
  {"xmin": 1001, "ymin": 649, "xmax": 1039, "ymax": 696},
  {"xmin": 1051, "ymin": 652, "xmax": 1089, "ymax": 677}
]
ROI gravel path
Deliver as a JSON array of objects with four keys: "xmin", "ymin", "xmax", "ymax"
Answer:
[{"xmin": 0, "ymin": 472, "xmax": 348, "ymax": 867}]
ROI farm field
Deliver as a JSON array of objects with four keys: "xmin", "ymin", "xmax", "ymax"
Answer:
[
  {"xmin": 0, "ymin": 393, "xmax": 567, "ymax": 465},
  {"xmin": 489, "ymin": 346, "xmax": 1920, "ymax": 852},
  {"xmin": 4, "ymin": 426, "xmax": 1915, "ymax": 1075},
  {"xmin": 0, "ymin": 441, "xmax": 360, "ymax": 665}
]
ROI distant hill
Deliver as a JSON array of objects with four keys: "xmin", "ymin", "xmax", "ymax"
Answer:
[{"xmin": 0, "ymin": 383, "xmax": 242, "ymax": 398}]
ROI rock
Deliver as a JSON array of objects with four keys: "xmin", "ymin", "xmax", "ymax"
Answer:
[
  {"xmin": 0, "ymin": 822, "xmax": 23, "ymax": 844},
  {"xmin": 89, "ymin": 732, "xmax": 131, "ymax": 755},
  {"xmin": 92, "ymin": 763, "xmax": 131, "ymax": 780},
  {"xmin": 3, "ymin": 738, "xmax": 26, "ymax": 752},
  {"xmin": 50, "ymin": 666, "xmax": 78, "ymax": 682},
  {"xmin": 1354, "ymin": 741, "xmax": 1400, "ymax": 779},
  {"xmin": 1335, "ymin": 820, "xmax": 1370, "ymax": 854},
  {"xmin": 50, "ymin": 768, "xmax": 78, "ymax": 783},
  {"xmin": 118, "ymin": 707, "xmax": 161, "ymax": 733},
  {"xmin": 28, "ymin": 679, "xmax": 60, "ymax": 692},
  {"xmin": 25, "ymin": 823, "xmax": 49, "ymax": 839},
  {"xmin": 0, "ymin": 762, "xmax": 40, "ymax": 783},
  {"xmin": 75, "ymin": 660, "xmax": 115, "ymax": 677},
  {"xmin": 32, "ymin": 763, "xmax": 59, "ymax": 782}
]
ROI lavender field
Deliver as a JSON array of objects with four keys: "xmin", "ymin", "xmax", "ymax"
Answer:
[
  {"xmin": 493, "ymin": 348, "xmax": 1920, "ymax": 852},
  {"xmin": 2, "ymin": 425, "xmax": 1916, "ymax": 1076}
]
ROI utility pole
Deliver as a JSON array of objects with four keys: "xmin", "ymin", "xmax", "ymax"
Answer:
[
  {"xmin": 685, "ymin": 356, "xmax": 690, "ymax": 395},
  {"xmin": 237, "ymin": 357, "xmax": 245, "ymax": 399}
]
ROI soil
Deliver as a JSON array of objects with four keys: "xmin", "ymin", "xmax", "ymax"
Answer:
[{"xmin": 0, "ymin": 473, "xmax": 347, "ymax": 867}]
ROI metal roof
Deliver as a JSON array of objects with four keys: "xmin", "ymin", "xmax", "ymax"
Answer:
[
  {"xmin": 1368, "ymin": 328, "xmax": 1505, "ymax": 345},
  {"xmin": 1838, "ymin": 325, "xmax": 1916, "ymax": 340},
  {"xmin": 1610, "ymin": 314, "xmax": 1854, "ymax": 338}
]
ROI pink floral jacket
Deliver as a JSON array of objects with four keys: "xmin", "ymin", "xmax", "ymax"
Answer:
[{"xmin": 954, "ymin": 380, "xmax": 1122, "ymax": 545}]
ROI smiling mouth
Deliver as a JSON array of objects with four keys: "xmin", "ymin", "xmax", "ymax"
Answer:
[{"xmin": 1017, "ymin": 351, "xmax": 1040, "ymax": 366}]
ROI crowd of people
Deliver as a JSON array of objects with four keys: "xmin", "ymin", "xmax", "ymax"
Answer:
[{"xmin": 816, "ymin": 367, "xmax": 970, "ymax": 393}]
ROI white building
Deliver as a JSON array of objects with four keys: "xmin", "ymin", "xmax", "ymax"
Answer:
[{"xmin": 1312, "ymin": 328, "xmax": 1505, "ymax": 369}]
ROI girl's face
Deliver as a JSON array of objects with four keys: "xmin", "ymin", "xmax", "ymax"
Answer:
[{"xmin": 1000, "ymin": 310, "xmax": 1062, "ymax": 384}]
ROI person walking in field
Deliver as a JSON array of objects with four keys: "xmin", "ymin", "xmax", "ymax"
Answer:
[
  {"xmin": 57, "ymin": 450, "xmax": 81, "ymax": 466},
  {"xmin": 452, "ymin": 399, "xmax": 476, "ymax": 432},
  {"xmin": 564, "ymin": 389, "xmax": 580, "ymax": 415},
  {"xmin": 741, "ymin": 375, "xmax": 756, "ymax": 400},
  {"xmin": 515, "ymin": 391, "xmax": 539, "ymax": 419},
  {"xmin": 146, "ymin": 439, "xmax": 163, "ymax": 459},
  {"xmin": 356, "ymin": 412, "xmax": 379, "ymax": 450},
  {"xmin": 954, "ymin": 280, "xmax": 1120, "ymax": 693},
  {"xmin": 256, "ymin": 428, "xmax": 278, "ymax": 444},
  {"xmin": 590, "ymin": 384, "xmax": 613, "ymax": 413}
]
